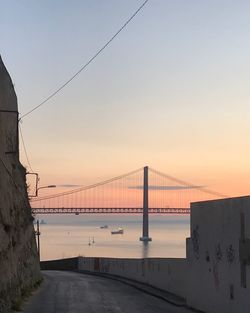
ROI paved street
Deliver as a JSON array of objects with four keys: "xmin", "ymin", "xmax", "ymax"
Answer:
[{"xmin": 23, "ymin": 271, "xmax": 194, "ymax": 313}]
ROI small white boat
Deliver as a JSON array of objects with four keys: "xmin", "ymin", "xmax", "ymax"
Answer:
[
  {"xmin": 100, "ymin": 225, "xmax": 108, "ymax": 229},
  {"xmin": 111, "ymin": 227, "xmax": 124, "ymax": 235}
]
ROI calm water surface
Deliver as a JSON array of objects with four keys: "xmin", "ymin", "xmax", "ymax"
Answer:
[{"xmin": 36, "ymin": 215, "xmax": 190, "ymax": 261}]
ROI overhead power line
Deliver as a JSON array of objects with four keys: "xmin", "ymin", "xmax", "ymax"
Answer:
[
  {"xmin": 20, "ymin": 0, "xmax": 150, "ymax": 120},
  {"xmin": 19, "ymin": 124, "xmax": 35, "ymax": 173}
]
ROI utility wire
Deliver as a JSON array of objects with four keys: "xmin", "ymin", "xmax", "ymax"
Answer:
[
  {"xmin": 19, "ymin": 124, "xmax": 35, "ymax": 173},
  {"xmin": 20, "ymin": 0, "xmax": 150, "ymax": 120}
]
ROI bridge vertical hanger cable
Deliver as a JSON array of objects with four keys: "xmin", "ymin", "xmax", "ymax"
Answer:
[
  {"xmin": 20, "ymin": 0, "xmax": 150, "ymax": 120},
  {"xmin": 30, "ymin": 167, "xmax": 143, "ymax": 202},
  {"xmin": 30, "ymin": 167, "xmax": 227, "ymax": 214}
]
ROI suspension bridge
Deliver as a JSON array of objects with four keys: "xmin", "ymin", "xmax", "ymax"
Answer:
[
  {"xmin": 30, "ymin": 166, "xmax": 226, "ymax": 241},
  {"xmin": 30, "ymin": 166, "xmax": 226, "ymax": 215}
]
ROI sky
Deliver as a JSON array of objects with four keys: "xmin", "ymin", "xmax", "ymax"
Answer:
[{"xmin": 1, "ymin": 0, "xmax": 250, "ymax": 198}]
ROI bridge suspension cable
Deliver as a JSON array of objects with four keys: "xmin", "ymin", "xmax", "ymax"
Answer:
[
  {"xmin": 30, "ymin": 167, "xmax": 143, "ymax": 202},
  {"xmin": 149, "ymin": 167, "xmax": 228, "ymax": 198},
  {"xmin": 30, "ymin": 166, "xmax": 228, "ymax": 213}
]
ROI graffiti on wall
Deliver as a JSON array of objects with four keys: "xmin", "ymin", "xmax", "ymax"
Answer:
[
  {"xmin": 192, "ymin": 225, "xmax": 200, "ymax": 260},
  {"xmin": 226, "ymin": 244, "xmax": 235, "ymax": 264},
  {"xmin": 215, "ymin": 243, "xmax": 223, "ymax": 262}
]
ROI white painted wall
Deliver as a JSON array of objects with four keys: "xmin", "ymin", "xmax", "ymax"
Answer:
[{"xmin": 78, "ymin": 257, "xmax": 187, "ymax": 298}]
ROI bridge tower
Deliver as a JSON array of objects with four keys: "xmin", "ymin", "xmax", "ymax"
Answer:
[{"xmin": 140, "ymin": 166, "xmax": 152, "ymax": 242}]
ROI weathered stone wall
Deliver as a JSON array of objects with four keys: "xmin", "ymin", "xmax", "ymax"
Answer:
[{"xmin": 0, "ymin": 56, "xmax": 41, "ymax": 313}]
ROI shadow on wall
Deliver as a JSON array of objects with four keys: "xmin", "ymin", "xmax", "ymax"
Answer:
[{"xmin": 40, "ymin": 257, "xmax": 79, "ymax": 271}]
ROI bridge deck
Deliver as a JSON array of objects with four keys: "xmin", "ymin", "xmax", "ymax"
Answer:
[{"xmin": 32, "ymin": 207, "xmax": 190, "ymax": 214}]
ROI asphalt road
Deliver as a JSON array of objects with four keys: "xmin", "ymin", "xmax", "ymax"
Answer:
[{"xmin": 23, "ymin": 271, "xmax": 194, "ymax": 313}]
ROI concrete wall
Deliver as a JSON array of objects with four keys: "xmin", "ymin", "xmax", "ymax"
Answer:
[
  {"xmin": 39, "ymin": 256, "xmax": 187, "ymax": 298},
  {"xmin": 78, "ymin": 257, "xmax": 187, "ymax": 298},
  {"xmin": 187, "ymin": 196, "xmax": 250, "ymax": 313}
]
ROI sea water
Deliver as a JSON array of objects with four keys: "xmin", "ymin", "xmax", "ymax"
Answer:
[{"xmin": 36, "ymin": 214, "xmax": 190, "ymax": 261}]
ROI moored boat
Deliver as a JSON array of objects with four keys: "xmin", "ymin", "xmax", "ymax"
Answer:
[
  {"xmin": 111, "ymin": 227, "xmax": 124, "ymax": 234},
  {"xmin": 100, "ymin": 225, "xmax": 108, "ymax": 229}
]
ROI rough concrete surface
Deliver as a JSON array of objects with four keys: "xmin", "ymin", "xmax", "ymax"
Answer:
[{"xmin": 0, "ymin": 56, "xmax": 41, "ymax": 313}]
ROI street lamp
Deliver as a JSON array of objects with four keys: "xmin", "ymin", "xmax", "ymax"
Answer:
[
  {"xmin": 33, "ymin": 183, "xmax": 56, "ymax": 261},
  {"xmin": 36, "ymin": 184, "xmax": 56, "ymax": 196},
  {"xmin": 35, "ymin": 220, "xmax": 41, "ymax": 262},
  {"xmin": 26, "ymin": 172, "xmax": 57, "ymax": 197}
]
